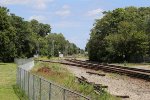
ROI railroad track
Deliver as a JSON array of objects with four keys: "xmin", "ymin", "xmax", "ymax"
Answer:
[
  {"xmin": 64, "ymin": 59, "xmax": 150, "ymax": 81},
  {"xmin": 36, "ymin": 59, "xmax": 150, "ymax": 81}
]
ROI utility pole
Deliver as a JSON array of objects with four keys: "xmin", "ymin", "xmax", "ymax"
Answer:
[
  {"xmin": 51, "ymin": 40, "xmax": 55, "ymax": 57},
  {"xmin": 37, "ymin": 43, "xmax": 39, "ymax": 55},
  {"xmin": 36, "ymin": 39, "xmax": 39, "ymax": 57},
  {"xmin": 65, "ymin": 44, "xmax": 68, "ymax": 57}
]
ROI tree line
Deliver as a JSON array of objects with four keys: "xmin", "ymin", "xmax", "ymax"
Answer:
[
  {"xmin": 86, "ymin": 7, "xmax": 150, "ymax": 63},
  {"xmin": 0, "ymin": 6, "xmax": 81, "ymax": 62}
]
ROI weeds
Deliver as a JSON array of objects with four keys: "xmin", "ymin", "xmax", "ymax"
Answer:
[{"xmin": 32, "ymin": 62, "xmax": 119, "ymax": 100}]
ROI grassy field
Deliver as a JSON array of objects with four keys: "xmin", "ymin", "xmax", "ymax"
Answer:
[
  {"xmin": 36, "ymin": 54, "xmax": 88, "ymax": 61},
  {"xmin": 111, "ymin": 63, "xmax": 150, "ymax": 69},
  {"xmin": 36, "ymin": 56, "xmax": 60, "ymax": 60},
  {"xmin": 32, "ymin": 62, "xmax": 119, "ymax": 100},
  {"xmin": 0, "ymin": 63, "xmax": 27, "ymax": 100}
]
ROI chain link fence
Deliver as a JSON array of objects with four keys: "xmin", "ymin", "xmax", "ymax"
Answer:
[{"xmin": 16, "ymin": 59, "xmax": 90, "ymax": 100}]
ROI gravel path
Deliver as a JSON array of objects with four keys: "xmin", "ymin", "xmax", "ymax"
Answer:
[{"xmin": 63, "ymin": 65, "xmax": 150, "ymax": 100}]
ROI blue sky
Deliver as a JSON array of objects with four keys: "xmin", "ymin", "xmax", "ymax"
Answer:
[{"xmin": 0, "ymin": 0, "xmax": 150, "ymax": 49}]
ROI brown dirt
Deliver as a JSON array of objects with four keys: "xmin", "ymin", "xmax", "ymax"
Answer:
[
  {"xmin": 37, "ymin": 66, "xmax": 64, "ymax": 78},
  {"xmin": 37, "ymin": 67, "xmax": 52, "ymax": 74}
]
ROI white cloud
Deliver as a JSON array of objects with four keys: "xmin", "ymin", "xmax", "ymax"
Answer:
[
  {"xmin": 55, "ymin": 5, "xmax": 71, "ymax": 17},
  {"xmin": 0, "ymin": 0, "xmax": 54, "ymax": 10},
  {"xmin": 33, "ymin": 0, "xmax": 54, "ymax": 10},
  {"xmin": 87, "ymin": 8, "xmax": 103, "ymax": 17},
  {"xmin": 29, "ymin": 15, "xmax": 46, "ymax": 22}
]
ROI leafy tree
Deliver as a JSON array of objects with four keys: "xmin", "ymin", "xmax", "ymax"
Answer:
[
  {"xmin": 10, "ymin": 14, "xmax": 36, "ymax": 58},
  {"xmin": 30, "ymin": 19, "xmax": 40, "ymax": 34},
  {"xmin": 0, "ymin": 7, "xmax": 16, "ymax": 62},
  {"xmin": 39, "ymin": 23, "xmax": 51, "ymax": 37},
  {"xmin": 0, "ymin": 6, "xmax": 81, "ymax": 62},
  {"xmin": 87, "ymin": 6, "xmax": 150, "ymax": 63}
]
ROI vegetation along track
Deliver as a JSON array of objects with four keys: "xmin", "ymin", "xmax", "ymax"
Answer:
[
  {"xmin": 65, "ymin": 59, "xmax": 150, "ymax": 81},
  {"xmin": 36, "ymin": 59, "xmax": 150, "ymax": 81}
]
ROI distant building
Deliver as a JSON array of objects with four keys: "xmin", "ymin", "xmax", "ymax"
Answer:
[{"xmin": 59, "ymin": 52, "xmax": 63, "ymax": 58}]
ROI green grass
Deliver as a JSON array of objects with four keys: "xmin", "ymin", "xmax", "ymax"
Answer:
[
  {"xmin": 32, "ymin": 62, "xmax": 119, "ymax": 100},
  {"xmin": 35, "ymin": 54, "xmax": 88, "ymax": 61},
  {"xmin": 73, "ymin": 54, "xmax": 89, "ymax": 60},
  {"xmin": 111, "ymin": 63, "xmax": 150, "ymax": 68},
  {"xmin": 35, "ymin": 56, "xmax": 61, "ymax": 61},
  {"xmin": 0, "ymin": 63, "xmax": 28, "ymax": 100}
]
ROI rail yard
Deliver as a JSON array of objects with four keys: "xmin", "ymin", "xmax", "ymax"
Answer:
[{"xmin": 36, "ymin": 59, "xmax": 150, "ymax": 100}]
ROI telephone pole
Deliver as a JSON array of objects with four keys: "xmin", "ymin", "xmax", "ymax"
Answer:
[{"xmin": 51, "ymin": 40, "xmax": 55, "ymax": 57}]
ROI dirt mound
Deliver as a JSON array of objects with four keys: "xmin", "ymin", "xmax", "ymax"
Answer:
[
  {"xmin": 37, "ymin": 66, "xmax": 67, "ymax": 81},
  {"xmin": 37, "ymin": 67, "xmax": 51, "ymax": 74}
]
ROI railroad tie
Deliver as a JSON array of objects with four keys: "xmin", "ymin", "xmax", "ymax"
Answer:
[
  {"xmin": 86, "ymin": 71, "xmax": 105, "ymax": 76},
  {"xmin": 115, "ymin": 95, "xmax": 130, "ymax": 98}
]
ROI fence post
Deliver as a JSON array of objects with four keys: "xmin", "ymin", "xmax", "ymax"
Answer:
[
  {"xmin": 63, "ymin": 89, "xmax": 66, "ymax": 100},
  {"xmin": 28, "ymin": 72, "xmax": 30, "ymax": 99},
  {"xmin": 16, "ymin": 67, "xmax": 18, "ymax": 85},
  {"xmin": 33, "ymin": 75, "xmax": 35, "ymax": 100},
  {"xmin": 22, "ymin": 69, "xmax": 23, "ymax": 90},
  {"xmin": 17, "ymin": 67, "xmax": 20, "ymax": 86},
  {"xmin": 19, "ymin": 67, "xmax": 21, "ymax": 88},
  {"xmin": 24, "ymin": 69, "xmax": 25, "ymax": 91},
  {"xmin": 39, "ymin": 78, "xmax": 42, "ymax": 100},
  {"xmin": 17, "ymin": 67, "xmax": 19, "ymax": 85},
  {"xmin": 49, "ymin": 83, "xmax": 51, "ymax": 100},
  {"xmin": 20, "ymin": 68, "xmax": 22, "ymax": 89}
]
